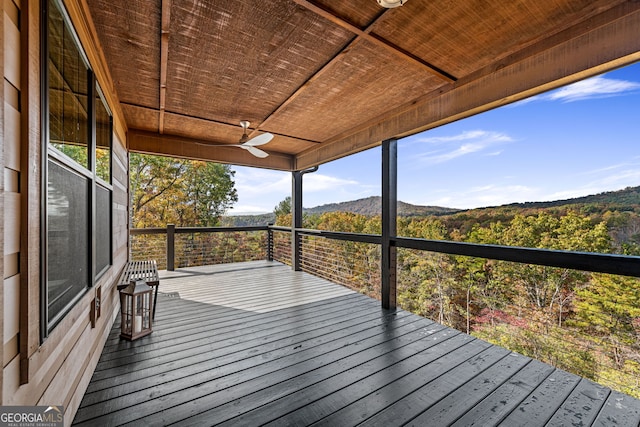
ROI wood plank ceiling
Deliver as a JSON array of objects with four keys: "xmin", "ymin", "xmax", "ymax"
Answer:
[{"xmin": 85, "ymin": 0, "xmax": 640, "ymax": 171}]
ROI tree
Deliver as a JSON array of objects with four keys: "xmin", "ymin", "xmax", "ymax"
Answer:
[
  {"xmin": 572, "ymin": 274, "xmax": 640, "ymax": 368},
  {"xmin": 274, "ymin": 196, "xmax": 291, "ymax": 218},
  {"xmin": 130, "ymin": 153, "xmax": 238, "ymax": 227},
  {"xmin": 182, "ymin": 161, "xmax": 238, "ymax": 226},
  {"xmin": 487, "ymin": 212, "xmax": 610, "ymax": 326}
]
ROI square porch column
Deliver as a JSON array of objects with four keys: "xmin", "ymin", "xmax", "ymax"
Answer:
[{"xmin": 382, "ymin": 139, "xmax": 397, "ymax": 310}]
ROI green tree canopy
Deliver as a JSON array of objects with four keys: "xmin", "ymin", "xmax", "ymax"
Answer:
[
  {"xmin": 274, "ymin": 196, "xmax": 291, "ymax": 218},
  {"xmin": 130, "ymin": 153, "xmax": 238, "ymax": 227}
]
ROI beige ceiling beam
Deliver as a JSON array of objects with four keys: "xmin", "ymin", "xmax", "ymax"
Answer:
[
  {"xmin": 291, "ymin": 0, "xmax": 456, "ymax": 83},
  {"xmin": 295, "ymin": 5, "xmax": 640, "ymax": 169},
  {"xmin": 129, "ymin": 129, "xmax": 295, "ymax": 171},
  {"xmin": 159, "ymin": 0, "xmax": 171, "ymax": 134},
  {"xmin": 248, "ymin": 27, "xmax": 361, "ymax": 138},
  {"xmin": 252, "ymin": 0, "xmax": 454, "ymax": 138}
]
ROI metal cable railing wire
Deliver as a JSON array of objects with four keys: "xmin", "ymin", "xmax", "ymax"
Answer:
[
  {"xmin": 300, "ymin": 234, "xmax": 381, "ymax": 298},
  {"xmin": 175, "ymin": 231, "xmax": 267, "ymax": 267},
  {"xmin": 272, "ymin": 230, "xmax": 292, "ymax": 266},
  {"xmin": 131, "ymin": 234, "xmax": 167, "ymax": 269}
]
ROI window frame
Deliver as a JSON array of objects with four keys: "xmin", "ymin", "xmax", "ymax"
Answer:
[{"xmin": 41, "ymin": 0, "xmax": 114, "ymax": 339}]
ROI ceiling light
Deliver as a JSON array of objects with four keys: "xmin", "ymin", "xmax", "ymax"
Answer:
[{"xmin": 377, "ymin": 0, "xmax": 408, "ymax": 8}]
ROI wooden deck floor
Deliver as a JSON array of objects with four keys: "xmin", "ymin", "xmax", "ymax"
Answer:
[{"xmin": 73, "ymin": 261, "xmax": 640, "ymax": 426}]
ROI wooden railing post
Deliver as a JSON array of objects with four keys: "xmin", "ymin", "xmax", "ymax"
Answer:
[{"xmin": 167, "ymin": 224, "xmax": 175, "ymax": 271}]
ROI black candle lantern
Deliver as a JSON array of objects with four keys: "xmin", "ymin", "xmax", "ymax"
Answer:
[{"xmin": 120, "ymin": 279, "xmax": 153, "ymax": 340}]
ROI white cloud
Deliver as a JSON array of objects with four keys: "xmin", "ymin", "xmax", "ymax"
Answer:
[
  {"xmin": 228, "ymin": 204, "xmax": 273, "ymax": 214},
  {"xmin": 558, "ymin": 161, "xmax": 640, "ymax": 199},
  {"xmin": 547, "ymin": 75, "xmax": 640, "ymax": 102},
  {"xmin": 482, "ymin": 162, "xmax": 640, "ymax": 207},
  {"xmin": 303, "ymin": 173, "xmax": 378, "ymax": 207},
  {"xmin": 228, "ymin": 167, "xmax": 290, "ymax": 214},
  {"xmin": 407, "ymin": 130, "xmax": 514, "ymax": 164},
  {"xmin": 512, "ymin": 75, "xmax": 640, "ymax": 106},
  {"xmin": 410, "ymin": 130, "xmax": 512, "ymax": 145},
  {"xmin": 229, "ymin": 168, "xmax": 378, "ymax": 213},
  {"xmin": 233, "ymin": 167, "xmax": 289, "ymax": 196},
  {"xmin": 407, "ymin": 184, "xmax": 540, "ymax": 210},
  {"xmin": 581, "ymin": 159, "xmax": 640, "ymax": 177},
  {"xmin": 303, "ymin": 174, "xmax": 359, "ymax": 192}
]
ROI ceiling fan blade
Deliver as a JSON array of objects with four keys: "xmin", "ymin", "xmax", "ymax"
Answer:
[
  {"xmin": 242, "ymin": 145, "xmax": 269, "ymax": 158},
  {"xmin": 244, "ymin": 132, "xmax": 273, "ymax": 147}
]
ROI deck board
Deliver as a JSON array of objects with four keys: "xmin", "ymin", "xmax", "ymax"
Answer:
[
  {"xmin": 592, "ymin": 391, "xmax": 640, "ymax": 426},
  {"xmin": 498, "ymin": 369, "xmax": 581, "ymax": 426},
  {"xmin": 405, "ymin": 352, "xmax": 531, "ymax": 426},
  {"xmin": 545, "ymin": 378, "xmax": 610, "ymax": 427},
  {"xmin": 73, "ymin": 261, "xmax": 640, "ymax": 426}
]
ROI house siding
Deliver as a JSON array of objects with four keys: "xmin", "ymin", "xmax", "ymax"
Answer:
[{"xmin": 0, "ymin": 1, "xmax": 129, "ymax": 425}]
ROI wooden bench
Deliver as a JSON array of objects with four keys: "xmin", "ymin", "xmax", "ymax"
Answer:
[{"xmin": 117, "ymin": 260, "xmax": 160, "ymax": 319}]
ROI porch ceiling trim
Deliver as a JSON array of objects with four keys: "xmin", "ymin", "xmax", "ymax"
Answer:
[
  {"xmin": 128, "ymin": 129, "xmax": 295, "ymax": 171},
  {"xmin": 295, "ymin": 5, "xmax": 640, "ymax": 170}
]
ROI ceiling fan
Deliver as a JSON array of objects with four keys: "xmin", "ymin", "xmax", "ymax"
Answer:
[
  {"xmin": 236, "ymin": 120, "xmax": 273, "ymax": 158},
  {"xmin": 198, "ymin": 120, "xmax": 273, "ymax": 158}
]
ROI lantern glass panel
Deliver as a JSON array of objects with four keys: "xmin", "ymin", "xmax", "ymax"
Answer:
[{"xmin": 120, "ymin": 280, "xmax": 153, "ymax": 340}]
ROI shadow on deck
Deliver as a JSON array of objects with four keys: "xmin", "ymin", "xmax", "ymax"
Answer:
[{"xmin": 73, "ymin": 261, "xmax": 640, "ymax": 426}]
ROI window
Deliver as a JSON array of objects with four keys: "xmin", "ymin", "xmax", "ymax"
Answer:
[
  {"xmin": 47, "ymin": 0, "xmax": 89, "ymax": 168},
  {"xmin": 95, "ymin": 86, "xmax": 112, "ymax": 276},
  {"xmin": 43, "ymin": 0, "xmax": 113, "ymax": 335},
  {"xmin": 46, "ymin": 161, "xmax": 90, "ymax": 326},
  {"xmin": 95, "ymin": 184, "xmax": 111, "ymax": 276},
  {"xmin": 95, "ymin": 85, "xmax": 111, "ymax": 183}
]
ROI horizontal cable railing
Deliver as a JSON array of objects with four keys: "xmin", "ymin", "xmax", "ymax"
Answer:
[
  {"xmin": 395, "ymin": 247, "xmax": 639, "ymax": 397},
  {"xmin": 129, "ymin": 224, "xmax": 640, "ymax": 397},
  {"xmin": 270, "ymin": 226, "xmax": 292, "ymax": 266},
  {"xmin": 130, "ymin": 225, "xmax": 270, "ymax": 270},
  {"xmin": 395, "ymin": 236, "xmax": 640, "ymax": 277},
  {"xmin": 130, "ymin": 233, "xmax": 167, "ymax": 268},
  {"xmin": 300, "ymin": 233, "xmax": 381, "ymax": 296}
]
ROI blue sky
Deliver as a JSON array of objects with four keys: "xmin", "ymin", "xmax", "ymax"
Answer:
[{"xmin": 230, "ymin": 61, "xmax": 640, "ymax": 214}]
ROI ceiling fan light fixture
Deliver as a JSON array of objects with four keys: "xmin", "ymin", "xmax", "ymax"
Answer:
[
  {"xmin": 195, "ymin": 120, "xmax": 273, "ymax": 158},
  {"xmin": 377, "ymin": 0, "xmax": 408, "ymax": 8},
  {"xmin": 239, "ymin": 120, "xmax": 250, "ymax": 143}
]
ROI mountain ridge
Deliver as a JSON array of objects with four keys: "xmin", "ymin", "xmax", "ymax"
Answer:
[
  {"xmin": 226, "ymin": 185, "xmax": 640, "ymax": 226},
  {"xmin": 303, "ymin": 185, "xmax": 640, "ymax": 216},
  {"xmin": 303, "ymin": 196, "xmax": 460, "ymax": 217}
]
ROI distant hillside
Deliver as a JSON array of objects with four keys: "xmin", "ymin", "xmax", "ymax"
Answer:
[
  {"xmin": 499, "ymin": 186, "xmax": 640, "ymax": 212},
  {"xmin": 224, "ymin": 186, "xmax": 640, "ymax": 226},
  {"xmin": 303, "ymin": 196, "xmax": 461, "ymax": 217},
  {"xmin": 221, "ymin": 213, "xmax": 275, "ymax": 227}
]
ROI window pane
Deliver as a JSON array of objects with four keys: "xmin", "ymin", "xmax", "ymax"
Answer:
[
  {"xmin": 48, "ymin": 0, "xmax": 89, "ymax": 169},
  {"xmin": 95, "ymin": 86, "xmax": 111, "ymax": 182},
  {"xmin": 96, "ymin": 185, "xmax": 111, "ymax": 275},
  {"xmin": 47, "ymin": 160, "xmax": 89, "ymax": 326}
]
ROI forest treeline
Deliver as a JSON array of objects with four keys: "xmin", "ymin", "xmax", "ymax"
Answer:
[
  {"xmin": 273, "ymin": 202, "xmax": 640, "ymax": 398},
  {"xmin": 129, "ymin": 154, "xmax": 639, "ymax": 398}
]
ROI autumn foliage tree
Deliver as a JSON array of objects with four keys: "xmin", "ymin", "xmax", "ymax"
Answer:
[
  {"xmin": 296, "ymin": 207, "xmax": 639, "ymax": 398},
  {"xmin": 130, "ymin": 153, "xmax": 238, "ymax": 227},
  {"xmin": 129, "ymin": 154, "xmax": 244, "ymax": 269}
]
